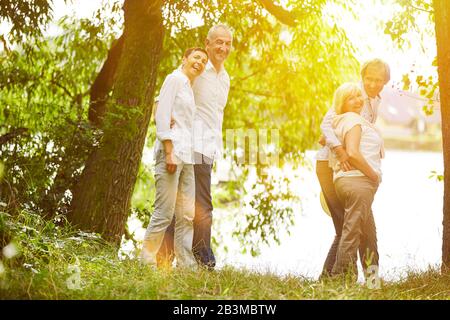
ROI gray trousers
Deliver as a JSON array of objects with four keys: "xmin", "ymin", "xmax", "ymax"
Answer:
[
  {"xmin": 156, "ymin": 152, "xmax": 216, "ymax": 269},
  {"xmin": 316, "ymin": 161, "xmax": 379, "ymax": 277},
  {"xmin": 143, "ymin": 149, "xmax": 196, "ymax": 268},
  {"xmin": 331, "ymin": 176, "xmax": 379, "ymax": 277},
  {"xmin": 316, "ymin": 161, "xmax": 345, "ymax": 276}
]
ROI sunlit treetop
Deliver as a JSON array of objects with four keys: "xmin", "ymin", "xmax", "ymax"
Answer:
[{"xmin": 0, "ymin": 0, "xmax": 55, "ymax": 42}]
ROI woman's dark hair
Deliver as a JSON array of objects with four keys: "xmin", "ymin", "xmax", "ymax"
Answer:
[{"xmin": 183, "ymin": 47, "xmax": 208, "ymax": 59}]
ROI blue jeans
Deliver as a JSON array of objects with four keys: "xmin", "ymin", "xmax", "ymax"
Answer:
[{"xmin": 157, "ymin": 153, "xmax": 216, "ymax": 269}]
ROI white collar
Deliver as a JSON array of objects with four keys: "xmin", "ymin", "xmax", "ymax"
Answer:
[
  {"xmin": 174, "ymin": 68, "xmax": 191, "ymax": 85},
  {"xmin": 206, "ymin": 60, "xmax": 226, "ymax": 74},
  {"xmin": 360, "ymin": 81, "xmax": 381, "ymax": 102}
]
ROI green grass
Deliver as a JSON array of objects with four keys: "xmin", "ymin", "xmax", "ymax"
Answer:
[
  {"xmin": 3, "ymin": 258, "xmax": 450, "ymax": 300},
  {"xmin": 1, "ymin": 211, "xmax": 449, "ymax": 300}
]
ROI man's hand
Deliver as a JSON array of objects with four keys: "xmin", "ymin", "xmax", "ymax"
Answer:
[
  {"xmin": 318, "ymin": 135, "xmax": 326, "ymax": 147},
  {"xmin": 165, "ymin": 152, "xmax": 177, "ymax": 174},
  {"xmin": 332, "ymin": 145, "xmax": 352, "ymax": 172},
  {"xmin": 369, "ymin": 172, "xmax": 380, "ymax": 184},
  {"xmin": 170, "ymin": 118, "xmax": 175, "ymax": 128}
]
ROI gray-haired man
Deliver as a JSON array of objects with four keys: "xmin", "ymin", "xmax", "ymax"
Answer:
[{"xmin": 157, "ymin": 24, "xmax": 233, "ymax": 269}]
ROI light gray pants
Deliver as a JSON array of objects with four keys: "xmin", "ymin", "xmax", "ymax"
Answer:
[
  {"xmin": 332, "ymin": 176, "xmax": 379, "ymax": 277},
  {"xmin": 143, "ymin": 149, "xmax": 196, "ymax": 268}
]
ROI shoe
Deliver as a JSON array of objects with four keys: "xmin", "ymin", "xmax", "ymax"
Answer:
[{"xmin": 139, "ymin": 247, "xmax": 156, "ymax": 267}]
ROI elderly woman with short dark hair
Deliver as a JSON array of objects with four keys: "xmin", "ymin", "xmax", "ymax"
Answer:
[{"xmin": 141, "ymin": 47, "xmax": 208, "ymax": 269}]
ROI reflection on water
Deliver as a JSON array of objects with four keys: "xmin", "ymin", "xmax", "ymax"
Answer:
[{"xmin": 215, "ymin": 149, "xmax": 443, "ymax": 281}]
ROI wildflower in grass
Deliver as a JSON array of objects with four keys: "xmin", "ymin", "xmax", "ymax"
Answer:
[{"xmin": 3, "ymin": 242, "xmax": 19, "ymax": 259}]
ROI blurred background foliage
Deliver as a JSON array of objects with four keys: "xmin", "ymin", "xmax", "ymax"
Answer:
[{"xmin": 385, "ymin": 0, "xmax": 439, "ymax": 118}]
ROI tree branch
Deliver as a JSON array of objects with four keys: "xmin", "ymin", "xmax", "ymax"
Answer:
[
  {"xmin": 51, "ymin": 78, "xmax": 73, "ymax": 98},
  {"xmin": 0, "ymin": 34, "xmax": 10, "ymax": 53},
  {"xmin": 88, "ymin": 34, "xmax": 125, "ymax": 127},
  {"xmin": 257, "ymin": 0, "xmax": 298, "ymax": 27},
  {"xmin": 233, "ymin": 88, "xmax": 284, "ymax": 99},
  {"xmin": 409, "ymin": 4, "xmax": 434, "ymax": 14},
  {"xmin": 0, "ymin": 128, "xmax": 28, "ymax": 146},
  {"xmin": 233, "ymin": 68, "xmax": 266, "ymax": 82}
]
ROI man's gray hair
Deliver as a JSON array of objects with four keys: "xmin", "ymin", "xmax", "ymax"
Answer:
[
  {"xmin": 207, "ymin": 24, "xmax": 233, "ymax": 41},
  {"xmin": 361, "ymin": 58, "xmax": 391, "ymax": 84}
]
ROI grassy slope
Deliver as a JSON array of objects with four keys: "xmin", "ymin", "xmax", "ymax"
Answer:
[
  {"xmin": 2, "ymin": 250, "xmax": 450, "ymax": 300},
  {"xmin": 1, "ymin": 212, "xmax": 449, "ymax": 300}
]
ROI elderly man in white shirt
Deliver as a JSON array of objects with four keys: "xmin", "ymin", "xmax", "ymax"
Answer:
[
  {"xmin": 157, "ymin": 24, "xmax": 232, "ymax": 270},
  {"xmin": 316, "ymin": 59, "xmax": 390, "ymax": 278}
]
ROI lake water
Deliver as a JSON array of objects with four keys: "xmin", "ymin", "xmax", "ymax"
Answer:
[
  {"xmin": 127, "ymin": 149, "xmax": 444, "ymax": 282},
  {"xmin": 213, "ymin": 149, "xmax": 444, "ymax": 281}
]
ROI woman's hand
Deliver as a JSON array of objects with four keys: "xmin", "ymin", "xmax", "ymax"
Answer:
[
  {"xmin": 165, "ymin": 152, "xmax": 177, "ymax": 174},
  {"xmin": 318, "ymin": 135, "xmax": 326, "ymax": 147},
  {"xmin": 162, "ymin": 140, "xmax": 177, "ymax": 174}
]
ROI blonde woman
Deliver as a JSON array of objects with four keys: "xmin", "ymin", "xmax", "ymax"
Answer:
[
  {"xmin": 317, "ymin": 59, "xmax": 389, "ymax": 278},
  {"xmin": 328, "ymin": 82, "xmax": 384, "ymax": 278}
]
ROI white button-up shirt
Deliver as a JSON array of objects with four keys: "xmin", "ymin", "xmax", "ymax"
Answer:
[
  {"xmin": 154, "ymin": 69, "xmax": 195, "ymax": 164},
  {"xmin": 316, "ymin": 83, "xmax": 381, "ymax": 160},
  {"xmin": 192, "ymin": 61, "xmax": 230, "ymax": 160}
]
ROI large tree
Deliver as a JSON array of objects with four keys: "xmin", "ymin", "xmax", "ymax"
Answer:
[
  {"xmin": 433, "ymin": 0, "xmax": 450, "ymax": 270},
  {"xmin": 67, "ymin": 0, "xmax": 164, "ymax": 244}
]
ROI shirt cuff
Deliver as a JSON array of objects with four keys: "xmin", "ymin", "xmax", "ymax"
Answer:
[
  {"xmin": 156, "ymin": 130, "xmax": 173, "ymax": 141},
  {"xmin": 326, "ymin": 141, "xmax": 342, "ymax": 150}
]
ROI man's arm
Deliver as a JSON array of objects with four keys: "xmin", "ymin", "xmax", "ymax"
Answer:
[
  {"xmin": 320, "ymin": 108, "xmax": 341, "ymax": 149},
  {"xmin": 320, "ymin": 108, "xmax": 352, "ymax": 171}
]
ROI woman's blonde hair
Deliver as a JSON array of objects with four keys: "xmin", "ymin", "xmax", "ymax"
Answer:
[{"xmin": 333, "ymin": 82, "xmax": 362, "ymax": 115}]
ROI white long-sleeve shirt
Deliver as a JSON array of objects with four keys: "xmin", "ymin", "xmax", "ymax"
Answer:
[
  {"xmin": 192, "ymin": 61, "xmax": 230, "ymax": 160},
  {"xmin": 154, "ymin": 69, "xmax": 196, "ymax": 164},
  {"xmin": 316, "ymin": 83, "xmax": 381, "ymax": 160}
]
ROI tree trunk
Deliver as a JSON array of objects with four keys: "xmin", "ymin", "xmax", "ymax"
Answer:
[
  {"xmin": 433, "ymin": 0, "xmax": 450, "ymax": 270},
  {"xmin": 88, "ymin": 34, "xmax": 125, "ymax": 127},
  {"xmin": 67, "ymin": 0, "xmax": 164, "ymax": 244}
]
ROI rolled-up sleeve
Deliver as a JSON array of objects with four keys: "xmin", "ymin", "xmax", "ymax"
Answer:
[
  {"xmin": 155, "ymin": 74, "xmax": 179, "ymax": 141},
  {"xmin": 320, "ymin": 107, "xmax": 342, "ymax": 149}
]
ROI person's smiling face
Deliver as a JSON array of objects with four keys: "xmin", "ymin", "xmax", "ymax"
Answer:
[
  {"xmin": 206, "ymin": 28, "xmax": 232, "ymax": 67},
  {"xmin": 342, "ymin": 90, "xmax": 364, "ymax": 114},
  {"xmin": 182, "ymin": 50, "xmax": 208, "ymax": 81},
  {"xmin": 363, "ymin": 65, "xmax": 387, "ymax": 98}
]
